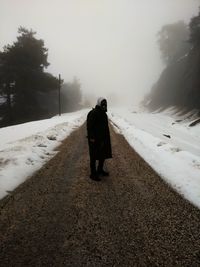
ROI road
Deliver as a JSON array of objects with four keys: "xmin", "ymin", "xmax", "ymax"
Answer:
[{"xmin": 1, "ymin": 123, "xmax": 200, "ymax": 266}]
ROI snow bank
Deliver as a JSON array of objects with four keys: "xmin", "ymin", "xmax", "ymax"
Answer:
[
  {"xmin": 109, "ymin": 108, "xmax": 200, "ymax": 209},
  {"xmin": 0, "ymin": 110, "xmax": 88, "ymax": 199}
]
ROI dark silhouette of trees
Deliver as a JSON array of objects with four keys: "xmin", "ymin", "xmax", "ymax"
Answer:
[
  {"xmin": 157, "ymin": 21, "xmax": 190, "ymax": 65},
  {"xmin": 189, "ymin": 12, "xmax": 200, "ymax": 46},
  {"xmin": 0, "ymin": 27, "xmax": 59, "ymax": 126},
  {"xmin": 143, "ymin": 11, "xmax": 200, "ymax": 113},
  {"xmin": 0, "ymin": 26, "xmax": 85, "ymax": 127}
]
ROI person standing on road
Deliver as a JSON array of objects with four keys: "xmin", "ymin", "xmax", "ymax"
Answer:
[{"xmin": 87, "ymin": 97, "xmax": 112, "ymax": 181}]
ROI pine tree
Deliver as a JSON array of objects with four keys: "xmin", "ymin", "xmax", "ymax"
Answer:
[{"xmin": 0, "ymin": 27, "xmax": 59, "ymax": 125}]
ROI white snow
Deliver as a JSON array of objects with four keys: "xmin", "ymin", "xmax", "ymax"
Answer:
[
  {"xmin": 109, "ymin": 107, "xmax": 200, "ymax": 209},
  {"xmin": 0, "ymin": 109, "xmax": 88, "ymax": 199}
]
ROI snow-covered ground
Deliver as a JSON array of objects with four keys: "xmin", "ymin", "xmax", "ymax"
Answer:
[
  {"xmin": 1, "ymin": 107, "xmax": 200, "ymax": 210},
  {"xmin": 108, "ymin": 107, "xmax": 200, "ymax": 209},
  {"xmin": 0, "ymin": 109, "xmax": 88, "ymax": 199}
]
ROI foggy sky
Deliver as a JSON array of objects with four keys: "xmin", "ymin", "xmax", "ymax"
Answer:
[{"xmin": 0, "ymin": 0, "xmax": 199, "ymax": 106}]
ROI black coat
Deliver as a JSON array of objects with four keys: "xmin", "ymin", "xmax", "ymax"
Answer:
[{"xmin": 87, "ymin": 106, "xmax": 112, "ymax": 160}]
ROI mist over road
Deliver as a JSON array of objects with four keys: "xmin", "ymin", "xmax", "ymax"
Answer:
[{"xmin": 0, "ymin": 123, "xmax": 200, "ymax": 266}]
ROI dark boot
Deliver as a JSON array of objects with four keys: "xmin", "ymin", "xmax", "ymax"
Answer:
[
  {"xmin": 90, "ymin": 172, "xmax": 101, "ymax": 181},
  {"xmin": 97, "ymin": 170, "xmax": 109, "ymax": 176}
]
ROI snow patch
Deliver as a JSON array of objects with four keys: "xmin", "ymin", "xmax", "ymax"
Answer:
[
  {"xmin": 109, "ymin": 108, "xmax": 200, "ymax": 209},
  {"xmin": 0, "ymin": 109, "xmax": 88, "ymax": 199}
]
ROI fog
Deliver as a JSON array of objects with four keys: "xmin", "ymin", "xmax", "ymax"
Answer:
[{"xmin": 0, "ymin": 0, "xmax": 199, "ymax": 107}]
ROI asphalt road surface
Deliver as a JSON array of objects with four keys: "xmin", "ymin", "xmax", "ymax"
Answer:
[{"xmin": 1, "ymin": 123, "xmax": 200, "ymax": 266}]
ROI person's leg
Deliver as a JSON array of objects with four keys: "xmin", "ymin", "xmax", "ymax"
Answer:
[
  {"xmin": 88, "ymin": 141, "xmax": 96, "ymax": 175},
  {"xmin": 89, "ymin": 158, "xmax": 101, "ymax": 181},
  {"xmin": 88, "ymin": 141, "xmax": 101, "ymax": 181},
  {"xmin": 97, "ymin": 159, "xmax": 109, "ymax": 176},
  {"xmin": 97, "ymin": 159, "xmax": 104, "ymax": 172},
  {"xmin": 89, "ymin": 149, "xmax": 101, "ymax": 180},
  {"xmin": 90, "ymin": 157, "xmax": 96, "ymax": 176}
]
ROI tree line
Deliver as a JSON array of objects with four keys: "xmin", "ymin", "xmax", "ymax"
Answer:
[
  {"xmin": 0, "ymin": 27, "xmax": 82, "ymax": 127},
  {"xmin": 143, "ymin": 8, "xmax": 200, "ymax": 113}
]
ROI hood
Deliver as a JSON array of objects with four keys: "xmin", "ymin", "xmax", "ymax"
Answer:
[{"xmin": 97, "ymin": 97, "xmax": 106, "ymax": 106}]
